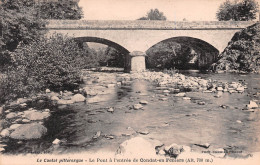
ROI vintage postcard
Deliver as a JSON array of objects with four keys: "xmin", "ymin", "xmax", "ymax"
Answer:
[{"xmin": 0, "ymin": 0, "xmax": 259, "ymax": 165}]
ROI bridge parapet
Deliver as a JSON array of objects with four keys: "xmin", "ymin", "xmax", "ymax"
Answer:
[{"xmin": 46, "ymin": 20, "xmax": 256, "ymax": 30}]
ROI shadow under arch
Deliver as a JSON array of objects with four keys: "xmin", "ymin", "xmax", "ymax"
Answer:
[
  {"xmin": 146, "ymin": 36, "xmax": 219, "ymax": 55},
  {"xmin": 145, "ymin": 36, "xmax": 220, "ymax": 69},
  {"xmin": 73, "ymin": 37, "xmax": 130, "ymax": 54}
]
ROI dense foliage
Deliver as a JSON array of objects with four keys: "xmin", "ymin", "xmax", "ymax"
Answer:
[
  {"xmin": 216, "ymin": 0, "xmax": 259, "ymax": 21},
  {"xmin": 37, "ymin": 0, "xmax": 83, "ymax": 20},
  {"xmin": 212, "ymin": 23, "xmax": 260, "ymax": 72},
  {"xmin": 0, "ymin": 0, "xmax": 46, "ymax": 67},
  {"xmin": 0, "ymin": 34, "xmax": 100, "ymax": 103},
  {"xmin": 138, "ymin": 8, "xmax": 167, "ymax": 20},
  {"xmin": 146, "ymin": 42, "xmax": 196, "ymax": 69},
  {"xmin": 102, "ymin": 47, "xmax": 125, "ymax": 67}
]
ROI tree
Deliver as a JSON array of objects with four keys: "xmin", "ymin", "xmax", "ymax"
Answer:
[
  {"xmin": 138, "ymin": 8, "xmax": 167, "ymax": 20},
  {"xmin": 104, "ymin": 47, "xmax": 125, "ymax": 67},
  {"xmin": 0, "ymin": 0, "xmax": 46, "ymax": 67},
  {"xmin": 37, "ymin": 0, "xmax": 83, "ymax": 19},
  {"xmin": 216, "ymin": 0, "xmax": 259, "ymax": 21},
  {"xmin": 146, "ymin": 41, "xmax": 194, "ymax": 69}
]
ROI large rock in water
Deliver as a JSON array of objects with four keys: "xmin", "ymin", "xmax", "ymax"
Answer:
[
  {"xmin": 10, "ymin": 123, "xmax": 47, "ymax": 140},
  {"xmin": 71, "ymin": 94, "xmax": 85, "ymax": 103},
  {"xmin": 212, "ymin": 23, "xmax": 260, "ymax": 73},
  {"xmin": 116, "ymin": 137, "xmax": 163, "ymax": 157},
  {"xmin": 25, "ymin": 111, "xmax": 50, "ymax": 120}
]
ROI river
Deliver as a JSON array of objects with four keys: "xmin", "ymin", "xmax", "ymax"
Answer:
[{"xmin": 3, "ymin": 70, "xmax": 260, "ymax": 158}]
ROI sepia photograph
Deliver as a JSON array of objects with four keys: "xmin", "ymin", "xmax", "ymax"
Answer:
[{"xmin": 0, "ymin": 0, "xmax": 260, "ymax": 164}]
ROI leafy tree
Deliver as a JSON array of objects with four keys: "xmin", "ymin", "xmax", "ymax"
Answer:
[
  {"xmin": 138, "ymin": 8, "xmax": 167, "ymax": 20},
  {"xmin": 216, "ymin": 0, "xmax": 259, "ymax": 21},
  {"xmin": 93, "ymin": 46, "xmax": 125, "ymax": 67},
  {"xmin": 37, "ymin": 0, "xmax": 83, "ymax": 20},
  {"xmin": 0, "ymin": 0, "xmax": 46, "ymax": 67},
  {"xmin": 146, "ymin": 41, "xmax": 194, "ymax": 69},
  {"xmin": 104, "ymin": 47, "xmax": 125, "ymax": 67}
]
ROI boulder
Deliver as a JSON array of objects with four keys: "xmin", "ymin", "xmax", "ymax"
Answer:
[
  {"xmin": 45, "ymin": 89, "xmax": 51, "ymax": 93},
  {"xmin": 86, "ymin": 90, "xmax": 98, "ymax": 96},
  {"xmin": 0, "ymin": 129, "xmax": 10, "ymax": 137},
  {"xmin": 175, "ymin": 93, "xmax": 186, "ymax": 97},
  {"xmin": 71, "ymin": 94, "xmax": 85, "ymax": 103},
  {"xmin": 107, "ymin": 107, "xmax": 114, "ymax": 113},
  {"xmin": 116, "ymin": 137, "xmax": 158, "ymax": 157},
  {"xmin": 93, "ymin": 131, "xmax": 101, "ymax": 139},
  {"xmin": 9, "ymin": 124, "xmax": 22, "ymax": 130},
  {"xmin": 139, "ymin": 100, "xmax": 148, "ymax": 105},
  {"xmin": 236, "ymin": 120, "xmax": 242, "ymax": 123},
  {"xmin": 247, "ymin": 101, "xmax": 258, "ymax": 109},
  {"xmin": 133, "ymin": 104, "xmax": 143, "ymax": 110},
  {"xmin": 138, "ymin": 130, "xmax": 149, "ymax": 135},
  {"xmin": 163, "ymin": 90, "xmax": 170, "ymax": 93},
  {"xmin": 6, "ymin": 112, "xmax": 17, "ymax": 119},
  {"xmin": 10, "ymin": 123, "xmax": 47, "ymax": 140},
  {"xmin": 198, "ymin": 101, "xmax": 206, "ymax": 105},
  {"xmin": 22, "ymin": 119, "xmax": 30, "ymax": 123},
  {"xmin": 52, "ymin": 138, "xmax": 61, "ymax": 145},
  {"xmin": 51, "ymin": 96, "xmax": 60, "ymax": 101},
  {"xmin": 236, "ymin": 87, "xmax": 245, "ymax": 92},
  {"xmin": 20, "ymin": 103, "xmax": 27, "ymax": 108},
  {"xmin": 17, "ymin": 98, "xmax": 28, "ymax": 104},
  {"xmin": 164, "ymin": 143, "xmax": 184, "ymax": 158},
  {"xmin": 217, "ymin": 87, "xmax": 223, "ymax": 91},
  {"xmin": 194, "ymin": 143, "xmax": 210, "ymax": 148},
  {"xmin": 25, "ymin": 111, "xmax": 50, "ymax": 121}
]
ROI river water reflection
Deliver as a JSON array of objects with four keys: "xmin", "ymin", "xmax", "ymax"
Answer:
[{"xmin": 4, "ymin": 71, "xmax": 260, "ymax": 157}]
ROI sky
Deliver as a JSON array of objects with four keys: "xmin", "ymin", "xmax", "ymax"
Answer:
[{"xmin": 78, "ymin": 0, "xmax": 228, "ymax": 21}]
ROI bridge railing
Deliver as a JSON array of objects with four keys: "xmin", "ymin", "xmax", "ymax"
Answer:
[{"xmin": 46, "ymin": 20, "xmax": 257, "ymax": 30}]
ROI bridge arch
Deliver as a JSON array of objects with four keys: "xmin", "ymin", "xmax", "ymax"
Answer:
[
  {"xmin": 145, "ymin": 36, "xmax": 220, "ymax": 69},
  {"xmin": 146, "ymin": 36, "xmax": 219, "ymax": 54},
  {"xmin": 73, "ymin": 37, "xmax": 130, "ymax": 54}
]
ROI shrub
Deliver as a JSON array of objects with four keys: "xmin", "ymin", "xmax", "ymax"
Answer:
[
  {"xmin": 0, "ymin": 66, "xmax": 42, "ymax": 103},
  {"xmin": 0, "ymin": 34, "xmax": 100, "ymax": 103}
]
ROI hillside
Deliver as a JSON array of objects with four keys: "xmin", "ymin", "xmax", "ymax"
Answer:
[{"xmin": 212, "ymin": 23, "xmax": 260, "ymax": 73}]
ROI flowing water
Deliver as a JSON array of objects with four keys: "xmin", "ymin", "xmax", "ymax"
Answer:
[{"xmin": 4, "ymin": 71, "xmax": 260, "ymax": 157}]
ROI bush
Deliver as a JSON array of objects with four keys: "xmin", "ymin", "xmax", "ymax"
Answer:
[
  {"xmin": 0, "ymin": 34, "xmax": 100, "ymax": 103},
  {"xmin": 0, "ymin": 66, "xmax": 43, "ymax": 103}
]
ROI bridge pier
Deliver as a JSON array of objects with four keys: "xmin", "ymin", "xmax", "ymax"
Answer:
[{"xmin": 125, "ymin": 51, "xmax": 146, "ymax": 73}]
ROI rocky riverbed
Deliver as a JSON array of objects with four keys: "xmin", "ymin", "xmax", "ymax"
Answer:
[{"xmin": 0, "ymin": 69, "xmax": 259, "ymax": 159}]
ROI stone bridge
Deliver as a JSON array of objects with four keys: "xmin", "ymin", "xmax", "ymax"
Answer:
[{"xmin": 46, "ymin": 20, "xmax": 256, "ymax": 72}]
